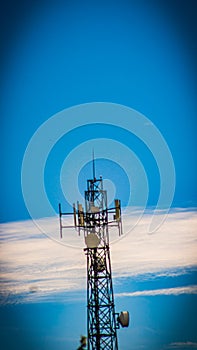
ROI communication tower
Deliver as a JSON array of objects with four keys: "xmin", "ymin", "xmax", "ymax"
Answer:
[{"xmin": 59, "ymin": 156, "xmax": 129, "ymax": 350}]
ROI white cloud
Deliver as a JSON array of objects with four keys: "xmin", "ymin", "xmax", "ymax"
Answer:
[
  {"xmin": 115, "ymin": 285, "xmax": 197, "ymax": 297},
  {"xmin": 165, "ymin": 341, "xmax": 197, "ymax": 349},
  {"xmin": 111, "ymin": 208, "xmax": 197, "ymax": 277},
  {"xmin": 0, "ymin": 208, "xmax": 197, "ymax": 303}
]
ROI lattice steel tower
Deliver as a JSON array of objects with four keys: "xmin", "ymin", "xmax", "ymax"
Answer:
[{"xmin": 59, "ymin": 157, "xmax": 129, "ymax": 350}]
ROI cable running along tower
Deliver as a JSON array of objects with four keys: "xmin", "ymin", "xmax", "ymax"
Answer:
[{"xmin": 59, "ymin": 155, "xmax": 129, "ymax": 350}]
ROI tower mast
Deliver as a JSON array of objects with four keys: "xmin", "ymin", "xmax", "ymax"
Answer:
[{"xmin": 59, "ymin": 156, "xmax": 129, "ymax": 350}]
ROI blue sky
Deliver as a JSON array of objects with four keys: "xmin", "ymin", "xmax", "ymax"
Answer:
[
  {"xmin": 1, "ymin": 0, "xmax": 197, "ymax": 222},
  {"xmin": 1, "ymin": 0, "xmax": 197, "ymax": 349}
]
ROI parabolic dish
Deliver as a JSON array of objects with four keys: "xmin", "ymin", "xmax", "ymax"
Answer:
[{"xmin": 85, "ymin": 233, "xmax": 100, "ymax": 248}]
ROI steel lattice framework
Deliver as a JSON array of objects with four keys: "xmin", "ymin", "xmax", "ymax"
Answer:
[
  {"xmin": 86, "ymin": 246, "xmax": 118, "ymax": 350},
  {"xmin": 59, "ymin": 160, "xmax": 128, "ymax": 350},
  {"xmin": 84, "ymin": 177, "xmax": 120, "ymax": 349}
]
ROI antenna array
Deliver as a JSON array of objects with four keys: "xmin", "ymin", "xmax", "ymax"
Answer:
[{"xmin": 59, "ymin": 155, "xmax": 129, "ymax": 350}]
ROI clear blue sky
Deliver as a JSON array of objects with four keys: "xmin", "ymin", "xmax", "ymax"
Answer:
[
  {"xmin": 1, "ymin": 1, "xmax": 197, "ymax": 349},
  {"xmin": 1, "ymin": 0, "xmax": 197, "ymax": 223}
]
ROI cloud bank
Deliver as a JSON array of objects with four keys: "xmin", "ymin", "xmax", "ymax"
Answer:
[{"xmin": 0, "ymin": 208, "xmax": 197, "ymax": 303}]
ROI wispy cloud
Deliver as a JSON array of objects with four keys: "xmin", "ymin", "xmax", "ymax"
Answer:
[
  {"xmin": 0, "ymin": 208, "xmax": 197, "ymax": 303},
  {"xmin": 165, "ymin": 341, "xmax": 197, "ymax": 349},
  {"xmin": 115, "ymin": 285, "xmax": 197, "ymax": 297}
]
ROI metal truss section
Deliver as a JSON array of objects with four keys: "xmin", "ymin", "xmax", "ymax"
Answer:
[{"xmin": 86, "ymin": 246, "xmax": 118, "ymax": 350}]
